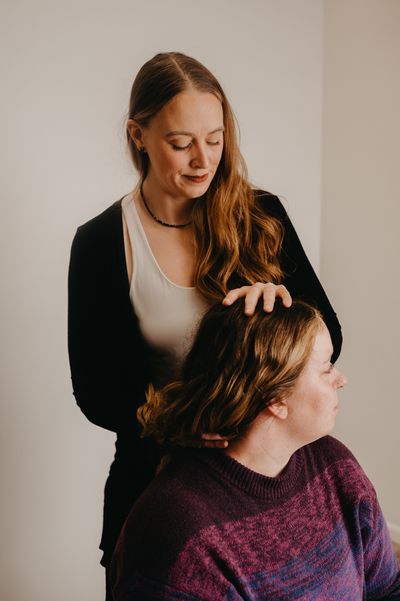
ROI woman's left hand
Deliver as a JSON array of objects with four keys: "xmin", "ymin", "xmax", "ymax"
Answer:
[
  {"xmin": 222, "ymin": 282, "xmax": 292, "ymax": 316},
  {"xmin": 200, "ymin": 433, "xmax": 229, "ymax": 449},
  {"xmin": 181, "ymin": 434, "xmax": 230, "ymax": 449}
]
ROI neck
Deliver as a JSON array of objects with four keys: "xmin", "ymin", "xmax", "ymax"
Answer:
[
  {"xmin": 141, "ymin": 177, "xmax": 194, "ymax": 226},
  {"xmin": 225, "ymin": 414, "xmax": 299, "ymax": 478}
]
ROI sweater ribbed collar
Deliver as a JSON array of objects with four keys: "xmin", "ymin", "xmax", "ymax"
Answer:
[{"xmin": 196, "ymin": 448, "xmax": 304, "ymax": 500}]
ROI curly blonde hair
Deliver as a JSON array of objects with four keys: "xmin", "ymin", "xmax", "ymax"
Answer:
[{"xmin": 127, "ymin": 52, "xmax": 284, "ymax": 299}]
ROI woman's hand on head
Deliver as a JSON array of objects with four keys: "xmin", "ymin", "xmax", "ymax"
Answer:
[
  {"xmin": 222, "ymin": 282, "xmax": 292, "ymax": 316},
  {"xmin": 181, "ymin": 434, "xmax": 229, "ymax": 449}
]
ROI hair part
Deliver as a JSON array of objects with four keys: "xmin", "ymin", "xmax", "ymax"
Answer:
[
  {"xmin": 137, "ymin": 300, "xmax": 324, "ymax": 449},
  {"xmin": 126, "ymin": 52, "xmax": 284, "ymax": 298}
]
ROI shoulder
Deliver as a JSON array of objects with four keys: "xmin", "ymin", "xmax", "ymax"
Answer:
[
  {"xmin": 305, "ymin": 436, "xmax": 374, "ymax": 498},
  {"xmin": 135, "ymin": 453, "xmax": 214, "ymax": 521},
  {"xmin": 112, "ymin": 455, "xmax": 220, "ymax": 595},
  {"xmin": 121, "ymin": 453, "xmax": 216, "ymax": 552},
  {"xmin": 112, "ymin": 453, "xmax": 219, "ymax": 581},
  {"xmin": 309, "ymin": 435, "xmax": 356, "ymax": 462},
  {"xmin": 70, "ymin": 198, "xmax": 124, "ymax": 266},
  {"xmin": 306, "ymin": 435, "xmax": 360, "ymax": 471},
  {"xmin": 73, "ymin": 198, "xmax": 123, "ymax": 245},
  {"xmin": 253, "ymin": 188, "xmax": 288, "ymax": 220}
]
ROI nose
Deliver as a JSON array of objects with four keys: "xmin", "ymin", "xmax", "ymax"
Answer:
[
  {"xmin": 336, "ymin": 368, "xmax": 347, "ymax": 389},
  {"xmin": 190, "ymin": 142, "xmax": 209, "ymax": 170}
]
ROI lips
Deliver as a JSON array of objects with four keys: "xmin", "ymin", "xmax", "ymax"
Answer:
[{"xmin": 184, "ymin": 174, "xmax": 208, "ymax": 184}]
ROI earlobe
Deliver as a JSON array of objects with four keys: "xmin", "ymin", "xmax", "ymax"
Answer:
[
  {"xmin": 127, "ymin": 119, "xmax": 144, "ymax": 151},
  {"xmin": 267, "ymin": 400, "xmax": 288, "ymax": 420}
]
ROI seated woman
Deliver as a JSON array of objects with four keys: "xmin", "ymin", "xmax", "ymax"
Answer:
[{"xmin": 110, "ymin": 300, "xmax": 400, "ymax": 600}]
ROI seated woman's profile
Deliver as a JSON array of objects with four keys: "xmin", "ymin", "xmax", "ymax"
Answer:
[{"xmin": 110, "ymin": 300, "xmax": 400, "ymax": 600}]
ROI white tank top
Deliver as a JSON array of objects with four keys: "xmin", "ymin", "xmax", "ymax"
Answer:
[{"xmin": 121, "ymin": 192, "xmax": 210, "ymax": 387}]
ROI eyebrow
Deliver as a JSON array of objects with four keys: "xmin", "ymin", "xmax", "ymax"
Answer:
[{"xmin": 165, "ymin": 127, "xmax": 225, "ymax": 137}]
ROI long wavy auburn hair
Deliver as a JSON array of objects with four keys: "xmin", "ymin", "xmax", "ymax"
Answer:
[
  {"xmin": 127, "ymin": 52, "xmax": 284, "ymax": 299},
  {"xmin": 137, "ymin": 300, "xmax": 324, "ymax": 449}
]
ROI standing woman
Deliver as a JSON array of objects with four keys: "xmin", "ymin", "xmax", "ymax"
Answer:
[{"xmin": 67, "ymin": 52, "xmax": 342, "ymax": 595}]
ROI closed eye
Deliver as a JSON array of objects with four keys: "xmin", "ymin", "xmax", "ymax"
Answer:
[
  {"xmin": 171, "ymin": 140, "xmax": 222, "ymax": 151},
  {"xmin": 171, "ymin": 143, "xmax": 192, "ymax": 151}
]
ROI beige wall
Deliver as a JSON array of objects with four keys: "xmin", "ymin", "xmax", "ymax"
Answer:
[
  {"xmin": 3, "ymin": 2, "xmax": 398, "ymax": 599},
  {"xmin": 321, "ymin": 0, "xmax": 400, "ymax": 540},
  {"xmin": 0, "ymin": 2, "xmax": 324, "ymax": 599}
]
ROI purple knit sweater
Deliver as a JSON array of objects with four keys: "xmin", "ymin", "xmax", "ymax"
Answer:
[{"xmin": 110, "ymin": 436, "xmax": 400, "ymax": 600}]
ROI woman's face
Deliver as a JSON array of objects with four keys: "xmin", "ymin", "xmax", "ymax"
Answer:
[
  {"xmin": 130, "ymin": 90, "xmax": 224, "ymax": 199},
  {"xmin": 285, "ymin": 324, "xmax": 347, "ymax": 446}
]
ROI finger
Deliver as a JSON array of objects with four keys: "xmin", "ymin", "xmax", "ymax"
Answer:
[
  {"xmin": 222, "ymin": 287, "xmax": 250, "ymax": 305},
  {"xmin": 201, "ymin": 433, "xmax": 225, "ymax": 441},
  {"xmin": 275, "ymin": 284, "xmax": 292, "ymax": 307},
  {"xmin": 201, "ymin": 433, "xmax": 229, "ymax": 449},
  {"xmin": 202, "ymin": 439, "xmax": 229, "ymax": 449},
  {"xmin": 243, "ymin": 282, "xmax": 266, "ymax": 315},
  {"xmin": 262, "ymin": 283, "xmax": 278, "ymax": 313}
]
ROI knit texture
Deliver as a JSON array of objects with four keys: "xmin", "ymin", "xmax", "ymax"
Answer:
[{"xmin": 110, "ymin": 437, "xmax": 400, "ymax": 600}]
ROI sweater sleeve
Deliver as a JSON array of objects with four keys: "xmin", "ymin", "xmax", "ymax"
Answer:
[
  {"xmin": 112, "ymin": 572, "xmax": 229, "ymax": 601},
  {"xmin": 266, "ymin": 195, "xmax": 343, "ymax": 362},
  {"xmin": 360, "ymin": 493, "xmax": 400, "ymax": 600},
  {"xmin": 67, "ymin": 217, "xmax": 150, "ymax": 433}
]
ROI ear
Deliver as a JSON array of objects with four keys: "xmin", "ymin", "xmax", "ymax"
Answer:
[
  {"xmin": 267, "ymin": 399, "xmax": 288, "ymax": 421},
  {"xmin": 127, "ymin": 119, "xmax": 145, "ymax": 151}
]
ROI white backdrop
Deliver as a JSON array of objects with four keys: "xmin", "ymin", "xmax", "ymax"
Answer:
[
  {"xmin": 321, "ymin": 0, "xmax": 400, "ymax": 542},
  {"xmin": 4, "ymin": 1, "xmax": 394, "ymax": 600}
]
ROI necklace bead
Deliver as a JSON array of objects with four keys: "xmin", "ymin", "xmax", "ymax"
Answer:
[{"xmin": 140, "ymin": 183, "xmax": 192, "ymax": 228}]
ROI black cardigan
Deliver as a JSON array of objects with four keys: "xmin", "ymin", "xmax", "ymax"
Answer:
[{"xmin": 67, "ymin": 192, "xmax": 342, "ymax": 565}]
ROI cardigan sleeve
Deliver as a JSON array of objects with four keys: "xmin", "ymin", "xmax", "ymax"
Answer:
[
  {"xmin": 67, "ymin": 213, "xmax": 150, "ymax": 434},
  {"xmin": 262, "ymin": 194, "xmax": 343, "ymax": 362}
]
